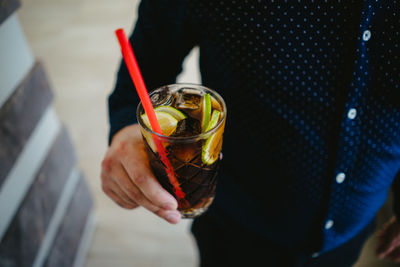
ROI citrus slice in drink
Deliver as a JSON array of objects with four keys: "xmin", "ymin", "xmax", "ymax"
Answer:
[
  {"xmin": 202, "ymin": 128, "xmax": 223, "ymax": 165},
  {"xmin": 205, "ymin": 110, "xmax": 220, "ymax": 132},
  {"xmin": 211, "ymin": 95, "xmax": 222, "ymax": 111},
  {"xmin": 155, "ymin": 105, "xmax": 187, "ymax": 120},
  {"xmin": 202, "ymin": 110, "xmax": 223, "ymax": 165},
  {"xmin": 140, "ymin": 111, "xmax": 181, "ymax": 153},
  {"xmin": 141, "ymin": 111, "xmax": 179, "ymax": 136},
  {"xmin": 201, "ymin": 93, "xmax": 212, "ymax": 132}
]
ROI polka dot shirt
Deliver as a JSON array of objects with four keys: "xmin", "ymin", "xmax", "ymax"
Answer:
[{"xmin": 109, "ymin": 0, "xmax": 400, "ymax": 255}]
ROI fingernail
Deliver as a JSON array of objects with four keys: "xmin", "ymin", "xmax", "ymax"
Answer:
[{"xmin": 166, "ymin": 212, "xmax": 181, "ymax": 224}]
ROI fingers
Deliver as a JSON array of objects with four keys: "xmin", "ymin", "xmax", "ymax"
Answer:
[
  {"xmin": 101, "ymin": 124, "xmax": 181, "ymax": 224},
  {"xmin": 105, "ymin": 177, "xmax": 138, "ymax": 207},
  {"xmin": 102, "ymin": 167, "xmax": 181, "ymax": 223},
  {"xmin": 155, "ymin": 209, "xmax": 182, "ymax": 224},
  {"xmin": 120, "ymin": 146, "xmax": 178, "ymax": 210},
  {"xmin": 114, "ymin": 162, "xmax": 180, "ymax": 214},
  {"xmin": 103, "ymin": 170, "xmax": 181, "ymax": 224},
  {"xmin": 101, "ymin": 160, "xmax": 180, "ymax": 223},
  {"xmin": 104, "ymin": 187, "xmax": 138, "ymax": 209}
]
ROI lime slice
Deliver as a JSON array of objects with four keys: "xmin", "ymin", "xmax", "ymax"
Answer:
[
  {"xmin": 205, "ymin": 110, "xmax": 220, "ymax": 132},
  {"xmin": 202, "ymin": 126, "xmax": 224, "ymax": 165},
  {"xmin": 155, "ymin": 106, "xmax": 187, "ymax": 120},
  {"xmin": 202, "ymin": 110, "xmax": 222, "ymax": 164},
  {"xmin": 201, "ymin": 93, "xmax": 212, "ymax": 132},
  {"xmin": 141, "ymin": 111, "xmax": 179, "ymax": 136}
]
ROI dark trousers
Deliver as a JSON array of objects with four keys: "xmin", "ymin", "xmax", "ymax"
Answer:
[{"xmin": 191, "ymin": 211, "xmax": 375, "ymax": 267}]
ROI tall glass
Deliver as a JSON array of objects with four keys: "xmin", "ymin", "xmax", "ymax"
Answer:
[{"xmin": 137, "ymin": 84, "xmax": 226, "ymax": 218}]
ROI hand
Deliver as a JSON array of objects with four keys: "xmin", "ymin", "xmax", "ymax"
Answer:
[
  {"xmin": 376, "ymin": 215, "xmax": 400, "ymax": 261},
  {"xmin": 101, "ymin": 124, "xmax": 181, "ymax": 224}
]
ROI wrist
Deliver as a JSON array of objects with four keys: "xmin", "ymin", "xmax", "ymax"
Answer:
[{"xmin": 110, "ymin": 124, "xmax": 142, "ymax": 146}]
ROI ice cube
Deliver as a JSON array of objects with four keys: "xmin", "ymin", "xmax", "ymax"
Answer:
[
  {"xmin": 150, "ymin": 86, "xmax": 172, "ymax": 106},
  {"xmin": 175, "ymin": 88, "xmax": 201, "ymax": 110},
  {"xmin": 172, "ymin": 117, "xmax": 201, "ymax": 137},
  {"xmin": 173, "ymin": 119, "xmax": 188, "ymax": 137}
]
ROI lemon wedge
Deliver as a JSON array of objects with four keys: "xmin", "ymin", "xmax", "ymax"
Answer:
[
  {"xmin": 141, "ymin": 111, "xmax": 179, "ymax": 136},
  {"xmin": 155, "ymin": 105, "xmax": 187, "ymax": 121}
]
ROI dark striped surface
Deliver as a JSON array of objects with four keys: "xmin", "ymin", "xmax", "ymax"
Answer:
[
  {"xmin": 0, "ymin": 0, "xmax": 20, "ymax": 24},
  {"xmin": 0, "ymin": 127, "xmax": 76, "ymax": 267},
  {"xmin": 0, "ymin": 62, "xmax": 53, "ymax": 186},
  {"xmin": 44, "ymin": 176, "xmax": 93, "ymax": 267}
]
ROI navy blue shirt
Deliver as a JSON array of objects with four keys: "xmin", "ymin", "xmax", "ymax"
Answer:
[{"xmin": 108, "ymin": 0, "xmax": 400, "ymax": 254}]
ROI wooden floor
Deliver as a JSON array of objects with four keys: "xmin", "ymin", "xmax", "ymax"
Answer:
[{"xmin": 17, "ymin": 0, "xmax": 397, "ymax": 266}]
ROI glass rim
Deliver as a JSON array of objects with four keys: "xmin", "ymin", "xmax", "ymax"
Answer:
[{"xmin": 136, "ymin": 83, "xmax": 227, "ymax": 142}]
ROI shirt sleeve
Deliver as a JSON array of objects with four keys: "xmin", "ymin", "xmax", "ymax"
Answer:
[{"xmin": 108, "ymin": 0, "xmax": 197, "ymax": 144}]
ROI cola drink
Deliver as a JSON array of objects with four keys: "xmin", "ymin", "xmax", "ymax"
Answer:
[{"xmin": 137, "ymin": 84, "xmax": 226, "ymax": 218}]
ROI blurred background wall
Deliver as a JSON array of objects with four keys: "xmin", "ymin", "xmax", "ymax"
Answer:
[
  {"xmin": 14, "ymin": 0, "xmax": 200, "ymax": 266},
  {"xmin": 0, "ymin": 0, "xmax": 397, "ymax": 266},
  {"xmin": 0, "ymin": 0, "xmax": 93, "ymax": 266}
]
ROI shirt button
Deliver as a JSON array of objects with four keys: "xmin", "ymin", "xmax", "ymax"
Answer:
[
  {"xmin": 336, "ymin": 172, "xmax": 346, "ymax": 184},
  {"xmin": 362, "ymin": 30, "xmax": 371, "ymax": 41},
  {"xmin": 325, "ymin": 220, "xmax": 334, "ymax": 230},
  {"xmin": 311, "ymin": 252, "xmax": 320, "ymax": 258},
  {"xmin": 347, "ymin": 108, "xmax": 357, "ymax": 120}
]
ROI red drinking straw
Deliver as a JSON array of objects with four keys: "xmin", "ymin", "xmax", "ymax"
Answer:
[{"xmin": 115, "ymin": 28, "xmax": 185, "ymax": 200}]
